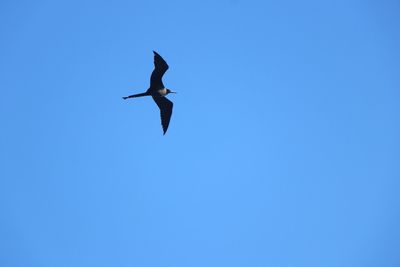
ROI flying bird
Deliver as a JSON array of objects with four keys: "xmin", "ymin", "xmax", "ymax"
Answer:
[{"xmin": 123, "ymin": 51, "xmax": 176, "ymax": 135}]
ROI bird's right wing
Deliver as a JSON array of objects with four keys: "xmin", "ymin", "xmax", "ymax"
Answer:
[
  {"xmin": 152, "ymin": 96, "xmax": 173, "ymax": 135},
  {"xmin": 150, "ymin": 51, "xmax": 169, "ymax": 91}
]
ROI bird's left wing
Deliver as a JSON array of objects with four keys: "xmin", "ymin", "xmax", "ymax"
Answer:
[
  {"xmin": 150, "ymin": 51, "xmax": 169, "ymax": 91},
  {"xmin": 152, "ymin": 96, "xmax": 173, "ymax": 135}
]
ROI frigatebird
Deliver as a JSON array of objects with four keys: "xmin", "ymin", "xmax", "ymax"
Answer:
[{"xmin": 123, "ymin": 51, "xmax": 176, "ymax": 135}]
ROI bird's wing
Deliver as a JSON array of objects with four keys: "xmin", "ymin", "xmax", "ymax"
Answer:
[
  {"xmin": 149, "ymin": 51, "xmax": 169, "ymax": 91},
  {"xmin": 152, "ymin": 96, "xmax": 173, "ymax": 135}
]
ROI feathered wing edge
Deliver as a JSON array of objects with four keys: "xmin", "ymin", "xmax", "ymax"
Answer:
[
  {"xmin": 152, "ymin": 96, "xmax": 173, "ymax": 135},
  {"xmin": 150, "ymin": 51, "xmax": 169, "ymax": 90}
]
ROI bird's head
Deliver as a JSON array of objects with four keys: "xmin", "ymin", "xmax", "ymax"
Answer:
[{"xmin": 166, "ymin": 89, "xmax": 177, "ymax": 95}]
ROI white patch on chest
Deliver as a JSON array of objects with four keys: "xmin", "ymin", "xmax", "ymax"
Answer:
[{"xmin": 158, "ymin": 88, "xmax": 167, "ymax": 96}]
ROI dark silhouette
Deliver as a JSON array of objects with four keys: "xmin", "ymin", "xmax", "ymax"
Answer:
[{"xmin": 123, "ymin": 51, "xmax": 176, "ymax": 135}]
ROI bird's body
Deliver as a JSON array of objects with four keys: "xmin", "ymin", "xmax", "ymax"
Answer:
[
  {"xmin": 123, "ymin": 51, "xmax": 176, "ymax": 135},
  {"xmin": 157, "ymin": 88, "xmax": 168, "ymax": 96}
]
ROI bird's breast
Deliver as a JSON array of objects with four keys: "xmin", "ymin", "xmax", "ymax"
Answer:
[{"xmin": 158, "ymin": 88, "xmax": 167, "ymax": 96}]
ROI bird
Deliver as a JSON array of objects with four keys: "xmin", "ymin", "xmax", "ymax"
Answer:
[{"xmin": 123, "ymin": 51, "xmax": 176, "ymax": 135}]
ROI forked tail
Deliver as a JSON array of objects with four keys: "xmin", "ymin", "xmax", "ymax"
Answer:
[{"xmin": 122, "ymin": 92, "xmax": 150, "ymax": 100}]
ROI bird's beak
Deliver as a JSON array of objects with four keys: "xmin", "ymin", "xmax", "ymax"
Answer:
[{"xmin": 171, "ymin": 91, "xmax": 177, "ymax": 94}]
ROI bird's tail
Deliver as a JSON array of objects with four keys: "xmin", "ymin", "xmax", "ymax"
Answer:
[{"xmin": 122, "ymin": 92, "xmax": 149, "ymax": 100}]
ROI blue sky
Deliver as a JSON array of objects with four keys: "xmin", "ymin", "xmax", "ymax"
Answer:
[{"xmin": 1, "ymin": 0, "xmax": 399, "ymax": 266}]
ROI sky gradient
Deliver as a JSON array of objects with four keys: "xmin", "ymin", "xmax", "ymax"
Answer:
[{"xmin": 1, "ymin": 0, "xmax": 400, "ymax": 266}]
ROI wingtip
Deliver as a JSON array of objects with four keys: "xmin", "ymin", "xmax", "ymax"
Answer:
[{"xmin": 153, "ymin": 50, "xmax": 161, "ymax": 57}]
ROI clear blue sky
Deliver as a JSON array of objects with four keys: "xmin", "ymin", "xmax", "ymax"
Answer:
[{"xmin": 1, "ymin": 0, "xmax": 399, "ymax": 266}]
